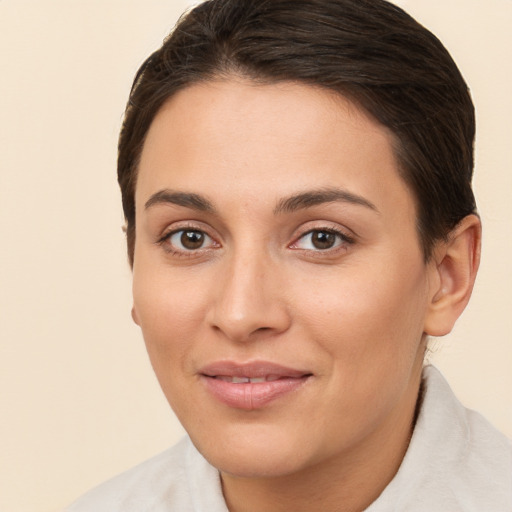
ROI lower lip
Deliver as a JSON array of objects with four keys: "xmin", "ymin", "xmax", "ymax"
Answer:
[{"xmin": 201, "ymin": 376, "xmax": 310, "ymax": 410}]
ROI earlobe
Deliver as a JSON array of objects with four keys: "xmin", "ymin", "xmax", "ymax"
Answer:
[
  {"xmin": 131, "ymin": 306, "xmax": 140, "ymax": 326},
  {"xmin": 424, "ymin": 214, "xmax": 481, "ymax": 337}
]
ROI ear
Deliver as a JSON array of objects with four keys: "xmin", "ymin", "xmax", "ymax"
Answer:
[
  {"xmin": 131, "ymin": 306, "xmax": 140, "ymax": 326},
  {"xmin": 424, "ymin": 214, "xmax": 481, "ymax": 337}
]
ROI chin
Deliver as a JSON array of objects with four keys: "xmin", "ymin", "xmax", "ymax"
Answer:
[
  {"xmin": 208, "ymin": 449, "xmax": 309, "ymax": 479},
  {"xmin": 189, "ymin": 423, "xmax": 315, "ymax": 479}
]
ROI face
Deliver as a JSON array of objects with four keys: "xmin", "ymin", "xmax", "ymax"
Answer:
[{"xmin": 132, "ymin": 79, "xmax": 438, "ymax": 478}]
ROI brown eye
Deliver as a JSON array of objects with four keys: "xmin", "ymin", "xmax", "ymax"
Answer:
[
  {"xmin": 292, "ymin": 229, "xmax": 350, "ymax": 252},
  {"xmin": 167, "ymin": 229, "xmax": 214, "ymax": 251},
  {"xmin": 180, "ymin": 230, "xmax": 205, "ymax": 249},
  {"xmin": 311, "ymin": 231, "xmax": 336, "ymax": 249}
]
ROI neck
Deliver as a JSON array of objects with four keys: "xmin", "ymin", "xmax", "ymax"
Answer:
[{"xmin": 221, "ymin": 364, "xmax": 423, "ymax": 512}]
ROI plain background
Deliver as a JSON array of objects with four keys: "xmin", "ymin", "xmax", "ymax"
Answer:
[{"xmin": 0, "ymin": 1, "xmax": 510, "ymax": 511}]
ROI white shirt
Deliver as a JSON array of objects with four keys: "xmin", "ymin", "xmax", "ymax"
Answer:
[{"xmin": 66, "ymin": 366, "xmax": 512, "ymax": 511}]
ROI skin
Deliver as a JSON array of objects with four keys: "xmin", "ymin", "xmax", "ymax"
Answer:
[{"xmin": 131, "ymin": 79, "xmax": 480, "ymax": 512}]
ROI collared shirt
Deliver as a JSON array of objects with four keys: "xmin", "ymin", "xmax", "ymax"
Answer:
[{"xmin": 66, "ymin": 366, "xmax": 512, "ymax": 511}]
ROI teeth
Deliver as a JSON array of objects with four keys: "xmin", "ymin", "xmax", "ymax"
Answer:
[
  {"xmin": 215, "ymin": 376, "xmax": 279, "ymax": 383},
  {"xmin": 232, "ymin": 376, "xmax": 250, "ymax": 383}
]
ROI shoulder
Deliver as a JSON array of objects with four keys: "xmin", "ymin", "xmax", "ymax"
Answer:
[
  {"xmin": 442, "ymin": 373, "xmax": 512, "ymax": 509},
  {"xmin": 65, "ymin": 437, "xmax": 220, "ymax": 512},
  {"xmin": 418, "ymin": 366, "xmax": 512, "ymax": 510},
  {"xmin": 368, "ymin": 366, "xmax": 512, "ymax": 511},
  {"xmin": 421, "ymin": 365, "xmax": 512, "ymax": 466}
]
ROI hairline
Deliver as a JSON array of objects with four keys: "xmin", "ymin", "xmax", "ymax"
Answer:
[{"xmin": 126, "ymin": 73, "xmax": 433, "ymax": 266}]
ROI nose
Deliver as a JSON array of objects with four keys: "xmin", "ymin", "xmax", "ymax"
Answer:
[{"xmin": 206, "ymin": 248, "xmax": 291, "ymax": 343}]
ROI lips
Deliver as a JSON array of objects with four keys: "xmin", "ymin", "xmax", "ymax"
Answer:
[
  {"xmin": 215, "ymin": 375, "xmax": 282, "ymax": 383},
  {"xmin": 199, "ymin": 361, "xmax": 312, "ymax": 410}
]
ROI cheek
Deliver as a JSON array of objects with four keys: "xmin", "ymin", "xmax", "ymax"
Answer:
[
  {"xmin": 295, "ymin": 256, "xmax": 429, "ymax": 364},
  {"xmin": 132, "ymin": 264, "xmax": 210, "ymax": 369},
  {"xmin": 292, "ymin": 259, "xmax": 429, "ymax": 428},
  {"xmin": 132, "ymin": 269, "xmax": 211, "ymax": 420}
]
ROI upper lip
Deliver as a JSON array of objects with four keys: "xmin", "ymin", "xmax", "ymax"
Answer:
[{"xmin": 199, "ymin": 360, "xmax": 312, "ymax": 379}]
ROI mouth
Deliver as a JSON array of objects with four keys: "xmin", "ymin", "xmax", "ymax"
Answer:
[
  {"xmin": 199, "ymin": 361, "xmax": 313, "ymax": 410},
  {"xmin": 213, "ymin": 375, "xmax": 293, "ymax": 383}
]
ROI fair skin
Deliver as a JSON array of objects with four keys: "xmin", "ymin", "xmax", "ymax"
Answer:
[{"xmin": 131, "ymin": 79, "xmax": 480, "ymax": 512}]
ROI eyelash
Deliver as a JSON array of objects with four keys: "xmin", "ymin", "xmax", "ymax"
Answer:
[
  {"xmin": 157, "ymin": 225, "xmax": 355, "ymax": 258},
  {"xmin": 290, "ymin": 227, "xmax": 355, "ymax": 254},
  {"xmin": 157, "ymin": 225, "xmax": 219, "ymax": 258}
]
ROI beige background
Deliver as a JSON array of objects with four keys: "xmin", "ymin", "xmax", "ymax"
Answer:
[{"xmin": 0, "ymin": 1, "xmax": 510, "ymax": 511}]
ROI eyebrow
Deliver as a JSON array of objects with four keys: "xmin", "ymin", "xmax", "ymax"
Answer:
[
  {"xmin": 144, "ymin": 186, "xmax": 378, "ymax": 216},
  {"xmin": 273, "ymin": 187, "xmax": 379, "ymax": 215},
  {"xmin": 144, "ymin": 189, "xmax": 215, "ymax": 212}
]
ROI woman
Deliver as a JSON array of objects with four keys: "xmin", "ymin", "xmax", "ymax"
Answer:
[{"xmin": 67, "ymin": 0, "xmax": 512, "ymax": 510}]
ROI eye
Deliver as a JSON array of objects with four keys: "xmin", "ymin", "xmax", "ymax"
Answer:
[
  {"xmin": 292, "ymin": 229, "xmax": 350, "ymax": 251},
  {"xmin": 165, "ymin": 229, "xmax": 216, "ymax": 251}
]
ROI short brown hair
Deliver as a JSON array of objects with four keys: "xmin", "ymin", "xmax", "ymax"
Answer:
[{"xmin": 118, "ymin": 0, "xmax": 476, "ymax": 266}]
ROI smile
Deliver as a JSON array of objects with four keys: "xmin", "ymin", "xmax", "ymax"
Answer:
[
  {"xmin": 199, "ymin": 361, "xmax": 313, "ymax": 410},
  {"xmin": 214, "ymin": 375, "xmax": 283, "ymax": 383}
]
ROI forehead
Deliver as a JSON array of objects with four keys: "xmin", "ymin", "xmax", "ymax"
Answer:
[{"xmin": 136, "ymin": 79, "xmax": 415, "ymax": 220}]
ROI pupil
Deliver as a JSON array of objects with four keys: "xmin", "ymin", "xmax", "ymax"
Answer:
[
  {"xmin": 312, "ymin": 231, "xmax": 335, "ymax": 250},
  {"xmin": 181, "ymin": 230, "xmax": 204, "ymax": 249}
]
